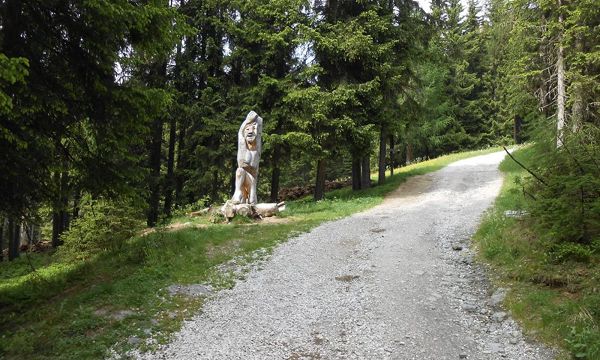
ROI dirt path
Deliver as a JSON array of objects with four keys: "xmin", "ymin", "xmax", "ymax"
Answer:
[{"xmin": 140, "ymin": 151, "xmax": 555, "ymax": 360}]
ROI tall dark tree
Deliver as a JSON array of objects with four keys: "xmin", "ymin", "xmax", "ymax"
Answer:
[{"xmin": 0, "ymin": 0, "xmax": 184, "ymax": 240}]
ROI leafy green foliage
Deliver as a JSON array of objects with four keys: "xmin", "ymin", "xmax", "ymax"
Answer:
[
  {"xmin": 0, "ymin": 54, "xmax": 28, "ymax": 115},
  {"xmin": 0, "ymin": 0, "xmax": 183, "ymax": 219}
]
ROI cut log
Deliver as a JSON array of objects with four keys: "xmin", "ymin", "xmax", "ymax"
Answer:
[
  {"xmin": 255, "ymin": 202, "xmax": 286, "ymax": 217},
  {"xmin": 220, "ymin": 201, "xmax": 285, "ymax": 219}
]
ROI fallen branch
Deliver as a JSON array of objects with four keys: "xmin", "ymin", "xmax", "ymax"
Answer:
[{"xmin": 503, "ymin": 146, "xmax": 547, "ymax": 186}]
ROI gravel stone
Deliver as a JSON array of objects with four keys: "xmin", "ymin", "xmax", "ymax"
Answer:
[
  {"xmin": 166, "ymin": 284, "xmax": 213, "ymax": 297},
  {"xmin": 461, "ymin": 303, "xmax": 479, "ymax": 313},
  {"xmin": 133, "ymin": 152, "xmax": 556, "ymax": 360},
  {"xmin": 489, "ymin": 288, "xmax": 508, "ymax": 308},
  {"xmin": 128, "ymin": 336, "xmax": 142, "ymax": 345},
  {"xmin": 492, "ymin": 312, "xmax": 508, "ymax": 323},
  {"xmin": 111, "ymin": 310, "xmax": 136, "ymax": 321}
]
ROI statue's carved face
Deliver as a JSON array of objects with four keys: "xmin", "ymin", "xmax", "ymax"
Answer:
[{"xmin": 244, "ymin": 121, "xmax": 258, "ymax": 144}]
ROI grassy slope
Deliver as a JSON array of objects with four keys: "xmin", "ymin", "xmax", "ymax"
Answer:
[
  {"xmin": 473, "ymin": 146, "xmax": 600, "ymax": 359},
  {"xmin": 0, "ymin": 148, "xmax": 499, "ymax": 360}
]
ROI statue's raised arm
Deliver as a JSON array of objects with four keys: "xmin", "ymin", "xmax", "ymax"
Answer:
[{"xmin": 232, "ymin": 111, "xmax": 263, "ymax": 204}]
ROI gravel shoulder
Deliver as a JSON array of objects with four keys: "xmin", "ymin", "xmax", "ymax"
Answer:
[{"xmin": 138, "ymin": 151, "xmax": 556, "ymax": 360}]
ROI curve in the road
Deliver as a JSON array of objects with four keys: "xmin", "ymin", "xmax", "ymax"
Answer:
[{"xmin": 139, "ymin": 151, "xmax": 555, "ymax": 360}]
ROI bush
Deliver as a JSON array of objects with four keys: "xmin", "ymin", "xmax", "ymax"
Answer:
[
  {"xmin": 59, "ymin": 199, "xmax": 144, "ymax": 260},
  {"xmin": 549, "ymin": 242, "xmax": 593, "ymax": 263},
  {"xmin": 525, "ymin": 126, "xmax": 600, "ymax": 248}
]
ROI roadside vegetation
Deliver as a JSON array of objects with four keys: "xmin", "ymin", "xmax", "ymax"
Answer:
[
  {"xmin": 474, "ymin": 145, "xmax": 600, "ymax": 360},
  {"xmin": 1, "ymin": 0, "xmax": 598, "ymax": 359},
  {"xmin": 0, "ymin": 148, "xmax": 497, "ymax": 360}
]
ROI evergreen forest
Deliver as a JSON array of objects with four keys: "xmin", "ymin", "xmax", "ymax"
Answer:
[{"xmin": 0, "ymin": 0, "xmax": 599, "ymax": 358}]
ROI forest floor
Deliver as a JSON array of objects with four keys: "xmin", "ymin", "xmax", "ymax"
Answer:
[{"xmin": 132, "ymin": 151, "xmax": 556, "ymax": 360}]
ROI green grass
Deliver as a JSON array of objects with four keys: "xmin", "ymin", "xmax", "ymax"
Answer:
[
  {"xmin": 473, "ymin": 145, "xmax": 600, "ymax": 360},
  {"xmin": 0, "ymin": 147, "xmax": 499, "ymax": 360}
]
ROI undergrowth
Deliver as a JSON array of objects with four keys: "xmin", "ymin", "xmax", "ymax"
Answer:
[
  {"xmin": 474, "ymin": 145, "xmax": 600, "ymax": 360},
  {"xmin": 0, "ymin": 147, "xmax": 498, "ymax": 360}
]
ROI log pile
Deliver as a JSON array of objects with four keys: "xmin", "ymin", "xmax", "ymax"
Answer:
[{"xmin": 220, "ymin": 201, "xmax": 286, "ymax": 220}]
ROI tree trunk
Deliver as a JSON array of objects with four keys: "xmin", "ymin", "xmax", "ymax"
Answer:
[
  {"xmin": 361, "ymin": 156, "xmax": 371, "ymax": 189},
  {"xmin": 52, "ymin": 169, "xmax": 69, "ymax": 248},
  {"xmin": 211, "ymin": 169, "xmax": 219, "ymax": 202},
  {"xmin": 163, "ymin": 116, "xmax": 177, "ymax": 217},
  {"xmin": 230, "ymin": 157, "xmax": 237, "ymax": 197},
  {"xmin": 8, "ymin": 218, "xmax": 19, "ymax": 261},
  {"xmin": 571, "ymin": 84, "xmax": 583, "ymax": 133},
  {"xmin": 0, "ymin": 217, "xmax": 5, "ymax": 262},
  {"xmin": 406, "ymin": 143, "xmax": 414, "ymax": 164},
  {"xmin": 270, "ymin": 144, "xmax": 281, "ymax": 202},
  {"xmin": 174, "ymin": 118, "xmax": 187, "ymax": 206},
  {"xmin": 72, "ymin": 190, "xmax": 81, "ymax": 221},
  {"xmin": 351, "ymin": 156, "xmax": 361, "ymax": 190},
  {"xmin": 60, "ymin": 169, "xmax": 70, "ymax": 231},
  {"xmin": 389, "ymin": 135, "xmax": 395, "ymax": 176},
  {"xmin": 514, "ymin": 115, "xmax": 522, "ymax": 144},
  {"xmin": 52, "ymin": 210, "xmax": 62, "ymax": 248},
  {"xmin": 378, "ymin": 128, "xmax": 386, "ymax": 185},
  {"xmin": 556, "ymin": 0, "xmax": 566, "ymax": 147},
  {"xmin": 314, "ymin": 159, "xmax": 327, "ymax": 201},
  {"xmin": 25, "ymin": 223, "xmax": 40, "ymax": 245},
  {"xmin": 147, "ymin": 115, "xmax": 164, "ymax": 227}
]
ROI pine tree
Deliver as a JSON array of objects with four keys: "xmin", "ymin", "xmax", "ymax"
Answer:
[{"xmin": 0, "ymin": 0, "xmax": 184, "ymax": 241}]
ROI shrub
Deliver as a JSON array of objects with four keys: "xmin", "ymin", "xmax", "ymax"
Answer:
[
  {"xmin": 525, "ymin": 126, "xmax": 600, "ymax": 248},
  {"xmin": 59, "ymin": 199, "xmax": 144, "ymax": 260},
  {"xmin": 549, "ymin": 242, "xmax": 593, "ymax": 263}
]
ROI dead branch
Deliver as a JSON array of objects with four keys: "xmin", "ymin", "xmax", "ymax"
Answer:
[{"xmin": 503, "ymin": 146, "xmax": 548, "ymax": 186}]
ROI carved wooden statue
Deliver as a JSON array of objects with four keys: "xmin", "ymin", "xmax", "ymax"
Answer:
[
  {"xmin": 232, "ymin": 111, "xmax": 262, "ymax": 204},
  {"xmin": 220, "ymin": 111, "xmax": 285, "ymax": 220}
]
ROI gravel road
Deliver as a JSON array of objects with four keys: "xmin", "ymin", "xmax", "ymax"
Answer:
[{"xmin": 139, "ymin": 151, "xmax": 556, "ymax": 360}]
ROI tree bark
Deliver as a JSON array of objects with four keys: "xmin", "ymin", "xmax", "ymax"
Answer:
[
  {"xmin": 60, "ymin": 169, "xmax": 70, "ymax": 231},
  {"xmin": 378, "ymin": 128, "xmax": 386, "ymax": 185},
  {"xmin": 72, "ymin": 190, "xmax": 81, "ymax": 221},
  {"xmin": 314, "ymin": 159, "xmax": 327, "ymax": 201},
  {"xmin": 351, "ymin": 156, "xmax": 361, "ymax": 190},
  {"xmin": 52, "ymin": 210, "xmax": 62, "ymax": 248},
  {"xmin": 8, "ymin": 218, "xmax": 19, "ymax": 261},
  {"xmin": 361, "ymin": 156, "xmax": 371, "ymax": 189},
  {"xmin": 514, "ymin": 115, "xmax": 522, "ymax": 144},
  {"xmin": 406, "ymin": 143, "xmax": 414, "ymax": 164},
  {"xmin": 52, "ymin": 169, "xmax": 69, "ymax": 248},
  {"xmin": 147, "ymin": 116, "xmax": 164, "ymax": 227},
  {"xmin": 0, "ymin": 217, "xmax": 5, "ymax": 262},
  {"xmin": 389, "ymin": 134, "xmax": 395, "ymax": 176},
  {"xmin": 163, "ymin": 116, "xmax": 177, "ymax": 217},
  {"xmin": 571, "ymin": 83, "xmax": 583, "ymax": 133},
  {"xmin": 174, "ymin": 118, "xmax": 187, "ymax": 206},
  {"xmin": 270, "ymin": 144, "xmax": 281, "ymax": 202},
  {"xmin": 556, "ymin": 0, "xmax": 566, "ymax": 147},
  {"xmin": 230, "ymin": 157, "xmax": 237, "ymax": 197}
]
